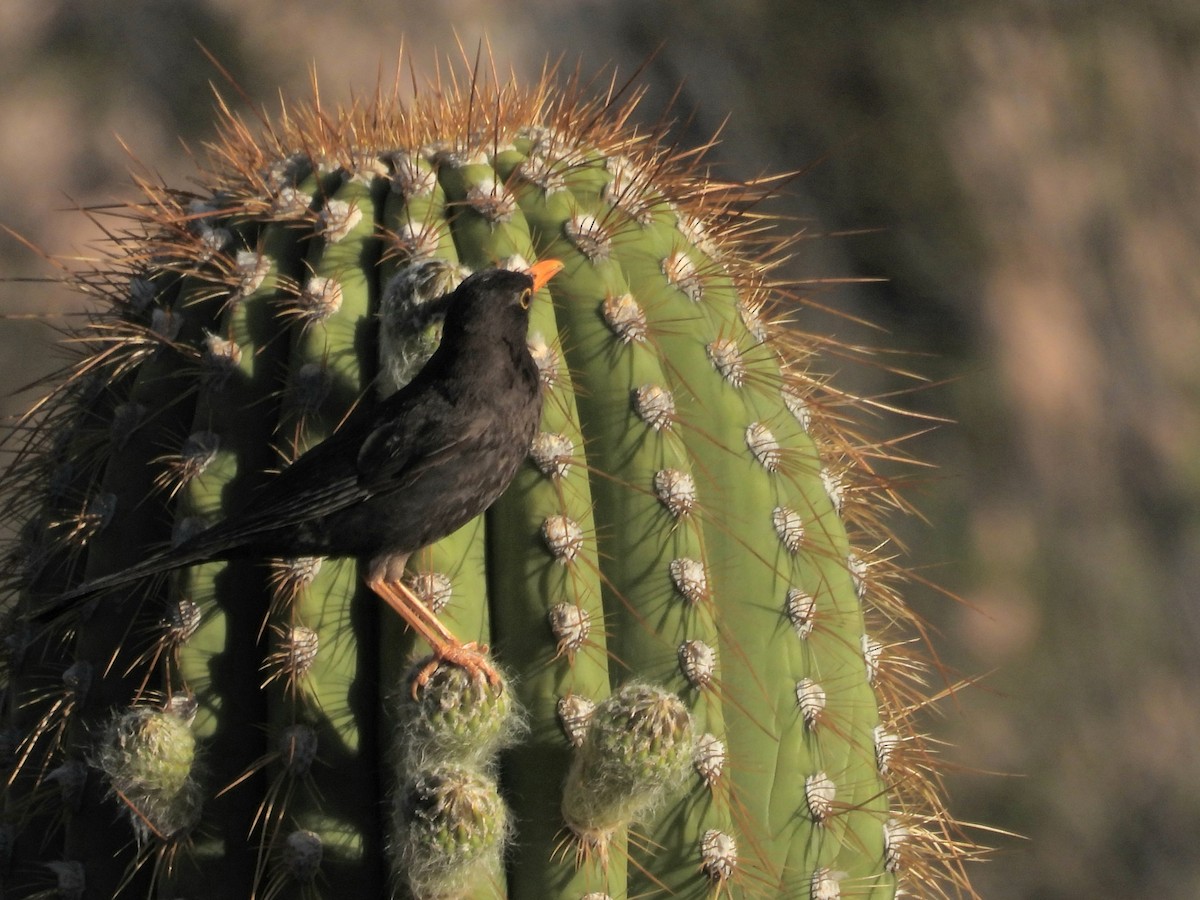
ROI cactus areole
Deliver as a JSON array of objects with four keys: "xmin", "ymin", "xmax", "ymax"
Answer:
[{"xmin": 1, "ymin": 62, "xmax": 976, "ymax": 899}]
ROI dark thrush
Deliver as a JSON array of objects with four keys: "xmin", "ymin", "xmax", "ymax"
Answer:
[{"xmin": 55, "ymin": 259, "xmax": 565, "ymax": 689}]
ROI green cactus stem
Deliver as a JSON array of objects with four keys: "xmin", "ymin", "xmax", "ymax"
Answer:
[{"xmin": 0, "ymin": 60, "xmax": 979, "ymax": 899}]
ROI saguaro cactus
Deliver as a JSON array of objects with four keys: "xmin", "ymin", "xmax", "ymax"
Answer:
[{"xmin": 1, "ymin": 63, "xmax": 976, "ymax": 899}]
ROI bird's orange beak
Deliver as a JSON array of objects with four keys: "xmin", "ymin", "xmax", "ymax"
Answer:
[{"xmin": 526, "ymin": 258, "xmax": 565, "ymax": 293}]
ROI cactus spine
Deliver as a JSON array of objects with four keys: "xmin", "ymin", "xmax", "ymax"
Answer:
[{"xmin": 0, "ymin": 64, "xmax": 975, "ymax": 899}]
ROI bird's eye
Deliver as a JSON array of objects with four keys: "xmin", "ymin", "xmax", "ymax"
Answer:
[{"xmin": 519, "ymin": 287, "xmax": 533, "ymax": 309}]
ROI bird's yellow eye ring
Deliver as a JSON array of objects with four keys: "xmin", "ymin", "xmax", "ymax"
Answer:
[{"xmin": 519, "ymin": 287, "xmax": 533, "ymax": 309}]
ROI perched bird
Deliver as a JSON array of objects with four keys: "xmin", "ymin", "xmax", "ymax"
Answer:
[{"xmin": 54, "ymin": 259, "xmax": 565, "ymax": 689}]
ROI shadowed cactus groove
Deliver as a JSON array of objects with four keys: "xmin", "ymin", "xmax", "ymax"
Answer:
[{"xmin": 0, "ymin": 59, "xmax": 979, "ymax": 899}]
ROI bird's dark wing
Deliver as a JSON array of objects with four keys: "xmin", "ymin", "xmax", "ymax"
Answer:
[
  {"xmin": 45, "ymin": 434, "xmax": 372, "ymax": 608},
  {"xmin": 355, "ymin": 391, "xmax": 492, "ymax": 493},
  {"xmin": 175, "ymin": 428, "xmax": 370, "ymax": 551},
  {"xmin": 50, "ymin": 414, "xmax": 404, "ymax": 605},
  {"xmin": 182, "ymin": 385, "xmax": 482, "ymax": 550}
]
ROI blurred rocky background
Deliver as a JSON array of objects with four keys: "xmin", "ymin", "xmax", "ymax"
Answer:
[{"xmin": 3, "ymin": 1, "xmax": 1199, "ymax": 897}]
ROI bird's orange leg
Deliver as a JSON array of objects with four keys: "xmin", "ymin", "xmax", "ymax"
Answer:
[{"xmin": 367, "ymin": 577, "xmax": 501, "ymax": 696}]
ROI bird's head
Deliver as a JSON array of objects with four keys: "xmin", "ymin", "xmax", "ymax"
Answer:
[{"xmin": 441, "ymin": 259, "xmax": 563, "ymax": 340}]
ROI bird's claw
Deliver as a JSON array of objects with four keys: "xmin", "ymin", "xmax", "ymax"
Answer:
[{"xmin": 410, "ymin": 641, "xmax": 503, "ymax": 698}]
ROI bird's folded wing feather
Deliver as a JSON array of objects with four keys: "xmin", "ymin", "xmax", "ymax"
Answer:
[
  {"xmin": 355, "ymin": 399, "xmax": 493, "ymax": 491},
  {"xmin": 49, "ymin": 398, "xmax": 492, "ymax": 605},
  {"xmin": 210, "ymin": 398, "xmax": 492, "ymax": 543}
]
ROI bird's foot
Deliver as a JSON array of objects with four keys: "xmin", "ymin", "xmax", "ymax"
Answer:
[{"xmin": 410, "ymin": 640, "xmax": 503, "ymax": 698}]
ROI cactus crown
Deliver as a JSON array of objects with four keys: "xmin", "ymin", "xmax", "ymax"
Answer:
[{"xmin": 0, "ymin": 57, "xmax": 978, "ymax": 899}]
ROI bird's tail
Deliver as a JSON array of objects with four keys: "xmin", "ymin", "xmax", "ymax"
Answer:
[{"xmin": 35, "ymin": 539, "xmax": 235, "ymax": 622}]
